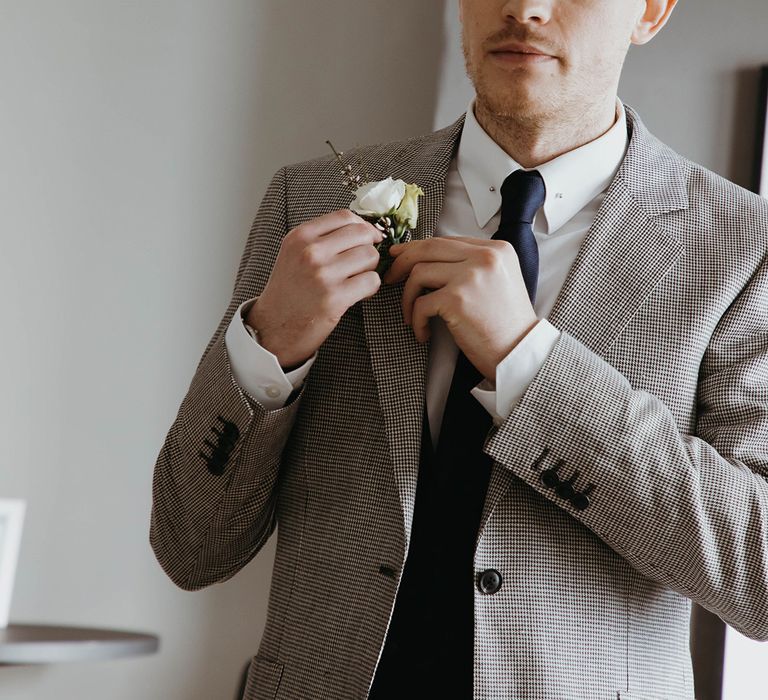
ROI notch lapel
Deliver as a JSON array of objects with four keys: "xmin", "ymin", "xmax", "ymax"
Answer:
[
  {"xmin": 476, "ymin": 105, "xmax": 689, "ymax": 542},
  {"xmin": 361, "ymin": 116, "xmax": 464, "ymax": 550}
]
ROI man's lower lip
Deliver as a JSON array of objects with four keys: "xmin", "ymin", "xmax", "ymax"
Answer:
[{"xmin": 491, "ymin": 51, "xmax": 554, "ymax": 64}]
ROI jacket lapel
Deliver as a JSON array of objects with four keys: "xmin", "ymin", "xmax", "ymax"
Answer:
[
  {"xmin": 477, "ymin": 105, "xmax": 689, "ymax": 542},
  {"xmin": 361, "ymin": 116, "xmax": 464, "ymax": 548},
  {"xmin": 362, "ymin": 104, "xmax": 689, "ymax": 553}
]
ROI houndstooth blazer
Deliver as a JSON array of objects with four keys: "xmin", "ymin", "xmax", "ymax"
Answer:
[{"xmin": 150, "ymin": 103, "xmax": 768, "ymax": 700}]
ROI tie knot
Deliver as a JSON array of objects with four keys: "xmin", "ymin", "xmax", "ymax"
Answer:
[{"xmin": 499, "ymin": 169, "xmax": 546, "ymax": 226}]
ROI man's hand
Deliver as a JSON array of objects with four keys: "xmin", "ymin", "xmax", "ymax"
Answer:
[
  {"xmin": 381, "ymin": 236, "xmax": 539, "ymax": 383},
  {"xmin": 248, "ymin": 209, "xmax": 385, "ymax": 369}
]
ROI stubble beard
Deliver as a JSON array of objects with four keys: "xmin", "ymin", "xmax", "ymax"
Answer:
[
  {"xmin": 462, "ymin": 35, "xmax": 617, "ymax": 150},
  {"xmin": 461, "ymin": 36, "xmax": 562, "ymax": 141}
]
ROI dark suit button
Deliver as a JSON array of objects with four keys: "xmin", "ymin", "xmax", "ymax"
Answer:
[
  {"xmin": 222, "ymin": 422, "xmax": 239, "ymax": 441},
  {"xmin": 555, "ymin": 470, "xmax": 580, "ymax": 500},
  {"xmin": 570, "ymin": 483, "xmax": 596, "ymax": 510},
  {"xmin": 207, "ymin": 456, "xmax": 225, "ymax": 476},
  {"xmin": 212, "ymin": 445, "xmax": 230, "ymax": 462},
  {"xmin": 220, "ymin": 434, "xmax": 237, "ymax": 451},
  {"xmin": 540, "ymin": 458, "xmax": 565, "ymax": 488},
  {"xmin": 571, "ymin": 493, "xmax": 589, "ymax": 510},
  {"xmin": 378, "ymin": 565, "xmax": 396, "ymax": 579},
  {"xmin": 476, "ymin": 568, "xmax": 502, "ymax": 594}
]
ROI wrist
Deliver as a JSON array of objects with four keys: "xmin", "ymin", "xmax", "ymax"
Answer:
[{"xmin": 243, "ymin": 300, "xmax": 306, "ymax": 371}]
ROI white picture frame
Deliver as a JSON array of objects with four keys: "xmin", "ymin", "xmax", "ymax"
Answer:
[{"xmin": 0, "ymin": 499, "xmax": 26, "ymax": 628}]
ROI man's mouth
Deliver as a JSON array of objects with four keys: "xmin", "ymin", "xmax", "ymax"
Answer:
[{"xmin": 489, "ymin": 41, "xmax": 556, "ymax": 64}]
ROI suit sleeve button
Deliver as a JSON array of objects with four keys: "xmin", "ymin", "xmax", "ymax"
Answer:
[
  {"xmin": 570, "ymin": 484, "xmax": 596, "ymax": 511},
  {"xmin": 571, "ymin": 493, "xmax": 590, "ymax": 510},
  {"xmin": 476, "ymin": 568, "xmax": 502, "ymax": 594}
]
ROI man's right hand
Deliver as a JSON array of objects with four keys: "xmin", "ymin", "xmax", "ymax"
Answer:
[{"xmin": 246, "ymin": 209, "xmax": 386, "ymax": 369}]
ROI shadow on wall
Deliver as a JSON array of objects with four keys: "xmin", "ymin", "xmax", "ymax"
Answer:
[
  {"xmin": 171, "ymin": 2, "xmax": 446, "ymax": 699},
  {"xmin": 730, "ymin": 66, "xmax": 765, "ymax": 191}
]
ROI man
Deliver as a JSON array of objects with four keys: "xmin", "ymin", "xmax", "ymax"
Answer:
[{"xmin": 150, "ymin": 0, "xmax": 768, "ymax": 698}]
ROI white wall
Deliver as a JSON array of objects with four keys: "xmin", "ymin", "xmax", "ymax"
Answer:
[{"xmin": 0, "ymin": 2, "xmax": 444, "ymax": 698}]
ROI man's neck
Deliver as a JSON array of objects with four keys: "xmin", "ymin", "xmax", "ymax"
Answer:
[{"xmin": 473, "ymin": 96, "xmax": 619, "ymax": 169}]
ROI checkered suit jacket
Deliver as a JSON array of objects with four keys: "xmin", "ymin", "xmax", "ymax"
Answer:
[{"xmin": 150, "ymin": 104, "xmax": 768, "ymax": 700}]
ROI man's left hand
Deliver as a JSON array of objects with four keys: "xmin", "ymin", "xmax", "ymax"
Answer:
[{"xmin": 381, "ymin": 236, "xmax": 540, "ymax": 383}]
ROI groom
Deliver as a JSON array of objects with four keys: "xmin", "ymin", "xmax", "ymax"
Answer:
[{"xmin": 150, "ymin": 1, "xmax": 768, "ymax": 698}]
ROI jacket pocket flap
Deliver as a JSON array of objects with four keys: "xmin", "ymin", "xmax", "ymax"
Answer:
[{"xmin": 243, "ymin": 654, "xmax": 284, "ymax": 700}]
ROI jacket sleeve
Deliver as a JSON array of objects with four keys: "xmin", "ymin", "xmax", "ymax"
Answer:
[
  {"xmin": 149, "ymin": 166, "xmax": 307, "ymax": 591},
  {"xmin": 482, "ymin": 254, "xmax": 768, "ymax": 640}
]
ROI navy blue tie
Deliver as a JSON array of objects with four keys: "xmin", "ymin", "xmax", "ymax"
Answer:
[
  {"xmin": 495, "ymin": 169, "xmax": 546, "ymax": 304},
  {"xmin": 430, "ymin": 165, "xmax": 546, "ymax": 602},
  {"xmin": 435, "ymin": 168, "xmax": 546, "ymax": 457}
]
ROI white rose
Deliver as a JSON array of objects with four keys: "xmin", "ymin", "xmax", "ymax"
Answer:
[{"xmin": 349, "ymin": 176, "xmax": 406, "ymax": 217}]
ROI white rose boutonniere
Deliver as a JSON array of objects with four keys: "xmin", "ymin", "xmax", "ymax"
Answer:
[
  {"xmin": 349, "ymin": 177, "xmax": 406, "ymax": 217},
  {"xmin": 326, "ymin": 140, "xmax": 425, "ymax": 277}
]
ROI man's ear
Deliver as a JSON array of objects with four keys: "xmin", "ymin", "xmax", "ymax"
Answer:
[{"xmin": 631, "ymin": 0, "xmax": 678, "ymax": 45}]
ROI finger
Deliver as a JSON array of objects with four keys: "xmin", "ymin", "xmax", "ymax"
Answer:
[
  {"xmin": 391, "ymin": 235, "xmax": 497, "ymax": 255},
  {"xmin": 324, "ymin": 243, "xmax": 382, "ymax": 280},
  {"xmin": 300, "ymin": 222, "xmax": 384, "ymax": 269},
  {"xmin": 386, "ymin": 237, "xmax": 476, "ymax": 283},
  {"xmin": 321, "ymin": 222, "xmax": 386, "ymax": 256},
  {"xmin": 339, "ymin": 268, "xmax": 382, "ymax": 304},
  {"xmin": 400, "ymin": 262, "xmax": 453, "ymax": 326},
  {"xmin": 435, "ymin": 235, "xmax": 500, "ymax": 246},
  {"xmin": 297, "ymin": 209, "xmax": 382, "ymax": 245},
  {"xmin": 410, "ymin": 286, "xmax": 447, "ymax": 344}
]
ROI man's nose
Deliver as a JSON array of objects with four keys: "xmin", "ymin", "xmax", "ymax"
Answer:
[{"xmin": 501, "ymin": 0, "xmax": 553, "ymax": 25}]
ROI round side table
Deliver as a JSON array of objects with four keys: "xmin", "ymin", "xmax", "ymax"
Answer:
[{"xmin": 0, "ymin": 623, "xmax": 159, "ymax": 665}]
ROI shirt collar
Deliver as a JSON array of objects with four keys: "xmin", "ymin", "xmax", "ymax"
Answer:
[{"xmin": 456, "ymin": 94, "xmax": 629, "ymax": 234}]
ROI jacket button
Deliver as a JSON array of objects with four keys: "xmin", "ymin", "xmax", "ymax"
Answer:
[
  {"xmin": 570, "ymin": 483, "xmax": 596, "ymax": 511},
  {"xmin": 476, "ymin": 568, "xmax": 502, "ymax": 594},
  {"xmin": 206, "ymin": 456, "xmax": 225, "ymax": 476},
  {"xmin": 571, "ymin": 492, "xmax": 590, "ymax": 510},
  {"xmin": 541, "ymin": 468, "xmax": 560, "ymax": 487}
]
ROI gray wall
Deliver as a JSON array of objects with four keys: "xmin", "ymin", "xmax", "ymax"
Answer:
[{"xmin": 0, "ymin": 2, "xmax": 444, "ymax": 698}]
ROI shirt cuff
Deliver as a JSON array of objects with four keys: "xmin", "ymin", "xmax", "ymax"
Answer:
[
  {"xmin": 224, "ymin": 296, "xmax": 317, "ymax": 410},
  {"xmin": 470, "ymin": 318, "xmax": 562, "ymax": 425}
]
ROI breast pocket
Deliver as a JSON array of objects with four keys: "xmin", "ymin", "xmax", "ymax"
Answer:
[{"xmin": 242, "ymin": 654, "xmax": 285, "ymax": 700}]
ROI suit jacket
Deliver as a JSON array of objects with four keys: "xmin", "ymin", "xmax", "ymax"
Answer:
[{"xmin": 150, "ymin": 104, "xmax": 768, "ymax": 700}]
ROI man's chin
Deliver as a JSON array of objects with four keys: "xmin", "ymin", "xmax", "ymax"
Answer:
[{"xmin": 476, "ymin": 91, "xmax": 552, "ymax": 123}]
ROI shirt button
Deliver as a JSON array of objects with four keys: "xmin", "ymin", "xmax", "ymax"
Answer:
[{"xmin": 265, "ymin": 385, "xmax": 282, "ymax": 398}]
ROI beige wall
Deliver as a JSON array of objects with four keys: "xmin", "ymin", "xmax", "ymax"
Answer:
[{"xmin": 0, "ymin": 2, "xmax": 444, "ymax": 698}]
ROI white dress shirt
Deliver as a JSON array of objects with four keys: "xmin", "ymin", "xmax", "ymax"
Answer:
[{"xmin": 224, "ymin": 95, "xmax": 629, "ymax": 449}]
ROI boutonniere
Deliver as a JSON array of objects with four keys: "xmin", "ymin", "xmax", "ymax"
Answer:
[{"xmin": 326, "ymin": 140, "xmax": 424, "ymax": 277}]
